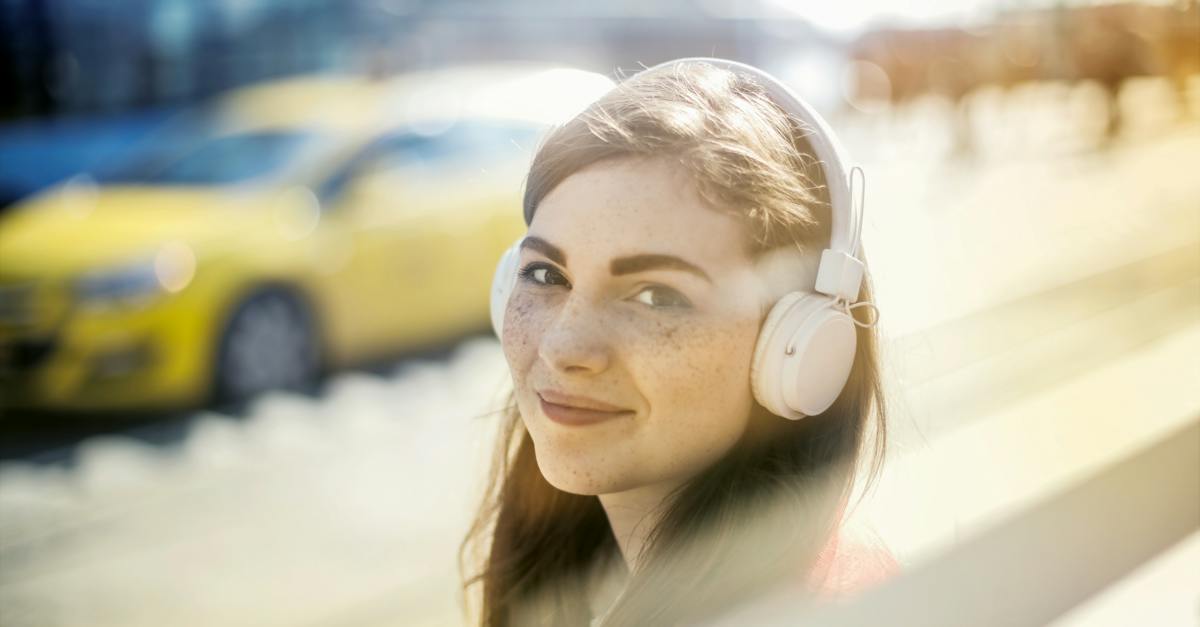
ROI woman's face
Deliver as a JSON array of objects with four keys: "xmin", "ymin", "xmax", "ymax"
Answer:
[{"xmin": 502, "ymin": 156, "xmax": 767, "ymax": 496}]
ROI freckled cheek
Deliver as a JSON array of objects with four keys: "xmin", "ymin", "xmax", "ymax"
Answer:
[
  {"xmin": 621, "ymin": 317, "xmax": 759, "ymax": 412},
  {"xmin": 501, "ymin": 291, "xmax": 553, "ymax": 376}
]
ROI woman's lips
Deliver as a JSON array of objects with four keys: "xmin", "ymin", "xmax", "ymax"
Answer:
[{"xmin": 537, "ymin": 392, "xmax": 633, "ymax": 426}]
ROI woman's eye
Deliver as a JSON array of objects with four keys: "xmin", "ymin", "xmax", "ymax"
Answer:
[
  {"xmin": 632, "ymin": 286, "xmax": 691, "ymax": 309},
  {"xmin": 518, "ymin": 263, "xmax": 570, "ymax": 287}
]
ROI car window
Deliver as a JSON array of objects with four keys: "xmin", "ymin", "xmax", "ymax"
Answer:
[
  {"xmin": 99, "ymin": 131, "xmax": 321, "ymax": 185},
  {"xmin": 319, "ymin": 120, "xmax": 543, "ymax": 202}
]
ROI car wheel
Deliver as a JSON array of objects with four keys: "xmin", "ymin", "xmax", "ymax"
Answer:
[{"xmin": 214, "ymin": 289, "xmax": 320, "ymax": 402}]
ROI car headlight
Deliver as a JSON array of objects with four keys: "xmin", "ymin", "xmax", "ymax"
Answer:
[
  {"xmin": 74, "ymin": 242, "xmax": 197, "ymax": 309},
  {"xmin": 75, "ymin": 261, "xmax": 163, "ymax": 307}
]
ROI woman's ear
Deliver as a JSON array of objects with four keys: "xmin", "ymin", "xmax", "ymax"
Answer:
[{"xmin": 752, "ymin": 247, "xmax": 821, "ymax": 311}]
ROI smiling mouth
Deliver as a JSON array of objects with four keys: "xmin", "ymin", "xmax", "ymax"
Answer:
[{"xmin": 537, "ymin": 393, "xmax": 634, "ymax": 426}]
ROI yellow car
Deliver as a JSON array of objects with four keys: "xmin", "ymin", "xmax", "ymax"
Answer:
[{"xmin": 0, "ymin": 65, "xmax": 614, "ymax": 412}]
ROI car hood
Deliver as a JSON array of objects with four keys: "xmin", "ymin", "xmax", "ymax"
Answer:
[{"xmin": 0, "ymin": 183, "xmax": 269, "ymax": 280}]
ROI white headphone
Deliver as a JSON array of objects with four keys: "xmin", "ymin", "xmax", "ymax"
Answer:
[{"xmin": 490, "ymin": 58, "xmax": 877, "ymax": 419}]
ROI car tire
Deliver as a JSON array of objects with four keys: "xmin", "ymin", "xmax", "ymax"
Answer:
[{"xmin": 213, "ymin": 288, "xmax": 320, "ymax": 403}]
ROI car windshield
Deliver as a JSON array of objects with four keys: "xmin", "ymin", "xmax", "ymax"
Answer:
[{"xmin": 99, "ymin": 130, "xmax": 320, "ymax": 185}]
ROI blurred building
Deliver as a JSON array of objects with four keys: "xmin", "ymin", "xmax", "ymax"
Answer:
[
  {"xmin": 4, "ymin": 0, "xmax": 1196, "ymax": 121},
  {"xmin": 0, "ymin": 0, "xmax": 836, "ymax": 120},
  {"xmin": 1, "ymin": 0, "xmax": 361, "ymax": 117},
  {"xmin": 0, "ymin": 0, "xmax": 1194, "ymax": 203}
]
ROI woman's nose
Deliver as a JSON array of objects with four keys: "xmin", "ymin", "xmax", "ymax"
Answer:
[{"xmin": 538, "ymin": 298, "xmax": 611, "ymax": 375}]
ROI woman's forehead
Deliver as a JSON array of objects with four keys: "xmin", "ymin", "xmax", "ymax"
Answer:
[{"xmin": 528, "ymin": 157, "xmax": 752, "ymax": 269}]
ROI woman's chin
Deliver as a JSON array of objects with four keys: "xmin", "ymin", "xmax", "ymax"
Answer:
[
  {"xmin": 534, "ymin": 452, "xmax": 629, "ymax": 496},
  {"xmin": 544, "ymin": 474, "xmax": 605, "ymax": 496}
]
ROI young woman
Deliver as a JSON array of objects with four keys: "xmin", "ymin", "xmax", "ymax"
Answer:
[{"xmin": 461, "ymin": 58, "xmax": 896, "ymax": 626}]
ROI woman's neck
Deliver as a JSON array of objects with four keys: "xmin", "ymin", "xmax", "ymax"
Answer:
[{"xmin": 598, "ymin": 478, "xmax": 685, "ymax": 571}]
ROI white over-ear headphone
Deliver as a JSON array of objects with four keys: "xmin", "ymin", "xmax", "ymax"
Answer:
[{"xmin": 490, "ymin": 57, "xmax": 878, "ymax": 420}]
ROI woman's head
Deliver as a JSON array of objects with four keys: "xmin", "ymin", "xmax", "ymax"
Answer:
[{"xmin": 463, "ymin": 60, "xmax": 887, "ymax": 626}]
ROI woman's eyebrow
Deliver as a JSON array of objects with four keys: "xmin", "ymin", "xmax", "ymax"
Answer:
[
  {"xmin": 520, "ymin": 236, "xmax": 567, "ymax": 266},
  {"xmin": 611, "ymin": 254, "xmax": 712, "ymax": 283},
  {"xmin": 520, "ymin": 237, "xmax": 712, "ymax": 283}
]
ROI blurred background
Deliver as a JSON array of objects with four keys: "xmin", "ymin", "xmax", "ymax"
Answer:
[{"xmin": 0, "ymin": 0, "xmax": 1197, "ymax": 625}]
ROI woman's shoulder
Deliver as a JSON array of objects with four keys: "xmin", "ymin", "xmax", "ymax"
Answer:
[{"xmin": 804, "ymin": 521, "xmax": 901, "ymax": 601}]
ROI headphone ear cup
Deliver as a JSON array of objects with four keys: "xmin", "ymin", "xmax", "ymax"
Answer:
[
  {"xmin": 753, "ymin": 291, "xmax": 801, "ymax": 415},
  {"xmin": 751, "ymin": 292, "xmax": 858, "ymax": 419},
  {"xmin": 490, "ymin": 241, "xmax": 522, "ymax": 340},
  {"xmin": 751, "ymin": 292, "xmax": 810, "ymax": 419}
]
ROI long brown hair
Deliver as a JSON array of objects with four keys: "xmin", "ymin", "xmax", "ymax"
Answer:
[{"xmin": 461, "ymin": 61, "xmax": 889, "ymax": 626}]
